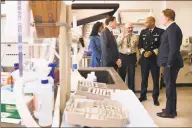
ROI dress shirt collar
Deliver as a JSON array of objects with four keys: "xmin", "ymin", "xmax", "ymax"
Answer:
[
  {"xmin": 149, "ymin": 26, "xmax": 155, "ymax": 32},
  {"xmin": 106, "ymin": 26, "xmax": 113, "ymax": 32}
]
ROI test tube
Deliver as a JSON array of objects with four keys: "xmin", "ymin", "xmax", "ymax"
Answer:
[
  {"xmin": 92, "ymin": 88, "xmax": 96, "ymax": 94},
  {"xmin": 95, "ymin": 83, "xmax": 98, "ymax": 88},
  {"xmin": 100, "ymin": 89, "xmax": 103, "ymax": 95},
  {"xmin": 96, "ymin": 88, "xmax": 100, "ymax": 95},
  {"xmin": 102, "ymin": 89, "xmax": 106, "ymax": 95},
  {"xmin": 88, "ymin": 87, "xmax": 92, "ymax": 93}
]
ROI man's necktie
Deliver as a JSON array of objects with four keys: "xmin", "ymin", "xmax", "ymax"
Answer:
[
  {"xmin": 150, "ymin": 29, "xmax": 152, "ymax": 34},
  {"xmin": 127, "ymin": 34, "xmax": 131, "ymax": 47}
]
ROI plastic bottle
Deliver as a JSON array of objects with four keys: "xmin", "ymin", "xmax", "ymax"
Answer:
[
  {"xmin": 14, "ymin": 63, "xmax": 19, "ymax": 70},
  {"xmin": 48, "ymin": 63, "xmax": 56, "ymax": 80},
  {"xmin": 7, "ymin": 75, "xmax": 14, "ymax": 92},
  {"xmin": 48, "ymin": 63, "xmax": 56, "ymax": 111},
  {"xmin": 91, "ymin": 72, "xmax": 97, "ymax": 82},
  {"xmin": 86, "ymin": 74, "xmax": 91, "ymax": 81},
  {"xmin": 86, "ymin": 72, "xmax": 97, "ymax": 82},
  {"xmin": 48, "ymin": 76, "xmax": 54, "ymax": 111},
  {"xmin": 8, "ymin": 63, "xmax": 19, "ymax": 92},
  {"xmin": 38, "ymin": 79, "xmax": 52, "ymax": 127},
  {"xmin": 72, "ymin": 55, "xmax": 78, "ymax": 70}
]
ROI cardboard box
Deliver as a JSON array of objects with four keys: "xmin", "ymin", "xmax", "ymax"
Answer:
[
  {"xmin": 64, "ymin": 96, "xmax": 129, "ymax": 127},
  {"xmin": 30, "ymin": 1, "xmax": 61, "ymax": 38},
  {"xmin": 1, "ymin": 91, "xmax": 34, "ymax": 120}
]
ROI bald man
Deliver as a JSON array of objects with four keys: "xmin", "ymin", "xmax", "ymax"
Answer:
[
  {"xmin": 138, "ymin": 16, "xmax": 164, "ymax": 106},
  {"xmin": 117, "ymin": 23, "xmax": 140, "ymax": 92}
]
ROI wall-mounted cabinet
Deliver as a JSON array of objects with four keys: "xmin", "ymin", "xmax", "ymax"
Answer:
[{"xmin": 118, "ymin": 9, "xmax": 153, "ymax": 25}]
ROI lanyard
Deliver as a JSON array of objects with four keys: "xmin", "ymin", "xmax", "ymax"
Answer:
[{"xmin": 126, "ymin": 34, "xmax": 131, "ymax": 47}]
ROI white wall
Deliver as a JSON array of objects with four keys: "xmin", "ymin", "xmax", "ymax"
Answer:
[
  {"xmin": 105, "ymin": 1, "xmax": 163, "ymax": 27},
  {"xmin": 116, "ymin": 1, "xmax": 192, "ymax": 36},
  {"xmin": 1, "ymin": 1, "xmax": 30, "ymax": 42},
  {"xmin": 1, "ymin": 1, "xmax": 192, "ymax": 42},
  {"xmin": 166, "ymin": 1, "xmax": 192, "ymax": 37}
]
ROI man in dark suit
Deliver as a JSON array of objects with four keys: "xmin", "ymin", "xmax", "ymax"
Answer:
[
  {"xmin": 138, "ymin": 16, "xmax": 164, "ymax": 106},
  {"xmin": 100, "ymin": 16, "xmax": 122, "ymax": 70},
  {"xmin": 157, "ymin": 9, "xmax": 183, "ymax": 118}
]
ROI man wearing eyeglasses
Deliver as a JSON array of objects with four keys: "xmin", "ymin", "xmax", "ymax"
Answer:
[
  {"xmin": 138, "ymin": 16, "xmax": 164, "ymax": 106},
  {"xmin": 117, "ymin": 23, "xmax": 140, "ymax": 92}
]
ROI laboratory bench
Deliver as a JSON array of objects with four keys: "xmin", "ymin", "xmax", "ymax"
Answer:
[
  {"xmin": 1, "ymin": 67, "xmax": 157, "ymax": 127},
  {"xmin": 61, "ymin": 67, "xmax": 157, "ymax": 127}
]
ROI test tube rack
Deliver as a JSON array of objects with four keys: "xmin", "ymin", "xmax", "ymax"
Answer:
[
  {"xmin": 75, "ymin": 80, "xmax": 114, "ymax": 101},
  {"xmin": 64, "ymin": 97, "xmax": 128, "ymax": 127}
]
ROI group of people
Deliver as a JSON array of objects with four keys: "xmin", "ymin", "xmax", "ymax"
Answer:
[{"xmin": 88, "ymin": 8, "xmax": 183, "ymax": 119}]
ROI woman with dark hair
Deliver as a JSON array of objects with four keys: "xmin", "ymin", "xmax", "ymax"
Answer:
[{"xmin": 88, "ymin": 22, "xmax": 104, "ymax": 67}]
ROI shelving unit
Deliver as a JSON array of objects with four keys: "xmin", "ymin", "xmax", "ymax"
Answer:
[
  {"xmin": 119, "ymin": 9, "xmax": 151, "ymax": 13},
  {"xmin": 118, "ymin": 22, "xmax": 145, "ymax": 26},
  {"xmin": 115, "ymin": 9, "xmax": 153, "ymax": 35},
  {"xmin": 1, "ymin": 14, "xmax": 6, "ymax": 18},
  {"xmin": 118, "ymin": 9, "xmax": 152, "ymax": 25}
]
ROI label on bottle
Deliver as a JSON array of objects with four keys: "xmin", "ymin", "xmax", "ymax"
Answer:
[{"xmin": 72, "ymin": 64, "xmax": 77, "ymax": 69}]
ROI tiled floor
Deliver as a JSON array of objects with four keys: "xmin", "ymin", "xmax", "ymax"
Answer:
[{"xmin": 136, "ymin": 87, "xmax": 192, "ymax": 127}]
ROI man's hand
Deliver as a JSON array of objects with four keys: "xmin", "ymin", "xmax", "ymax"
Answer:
[
  {"xmin": 147, "ymin": 51, "xmax": 152, "ymax": 57},
  {"xmin": 160, "ymin": 66, "xmax": 164, "ymax": 74},
  {"xmin": 144, "ymin": 52, "xmax": 148, "ymax": 57},
  {"xmin": 122, "ymin": 29, "xmax": 128, "ymax": 38},
  {"xmin": 116, "ymin": 59, "xmax": 122, "ymax": 68},
  {"xmin": 135, "ymin": 60, "xmax": 139, "ymax": 66},
  {"xmin": 144, "ymin": 51, "xmax": 152, "ymax": 58}
]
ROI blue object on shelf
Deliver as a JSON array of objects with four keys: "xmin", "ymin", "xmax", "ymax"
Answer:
[
  {"xmin": 41, "ymin": 79, "xmax": 49, "ymax": 84},
  {"xmin": 48, "ymin": 63, "xmax": 57, "ymax": 79},
  {"xmin": 72, "ymin": 64, "xmax": 77, "ymax": 69},
  {"xmin": 14, "ymin": 63, "xmax": 19, "ymax": 70}
]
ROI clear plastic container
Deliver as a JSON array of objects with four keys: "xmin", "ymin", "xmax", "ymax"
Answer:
[
  {"xmin": 38, "ymin": 79, "xmax": 53, "ymax": 127},
  {"xmin": 86, "ymin": 72, "xmax": 97, "ymax": 82}
]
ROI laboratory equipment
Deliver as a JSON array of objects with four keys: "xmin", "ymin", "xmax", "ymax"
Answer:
[
  {"xmin": 86, "ymin": 72, "xmax": 97, "ymax": 82},
  {"xmin": 64, "ymin": 96, "xmax": 128, "ymax": 127},
  {"xmin": 12, "ymin": 1, "xmax": 120, "ymax": 127},
  {"xmin": 14, "ymin": 1, "xmax": 71, "ymax": 127},
  {"xmin": 75, "ymin": 80, "xmax": 112, "ymax": 100},
  {"xmin": 185, "ymin": 36, "xmax": 192, "ymax": 75},
  {"xmin": 38, "ymin": 79, "xmax": 53, "ymax": 127}
]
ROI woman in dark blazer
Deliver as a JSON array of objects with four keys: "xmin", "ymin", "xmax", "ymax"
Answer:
[{"xmin": 88, "ymin": 22, "xmax": 104, "ymax": 67}]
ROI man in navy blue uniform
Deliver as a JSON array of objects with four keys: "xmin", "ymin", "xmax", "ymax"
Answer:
[
  {"xmin": 138, "ymin": 16, "xmax": 164, "ymax": 106},
  {"xmin": 157, "ymin": 9, "xmax": 183, "ymax": 118}
]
